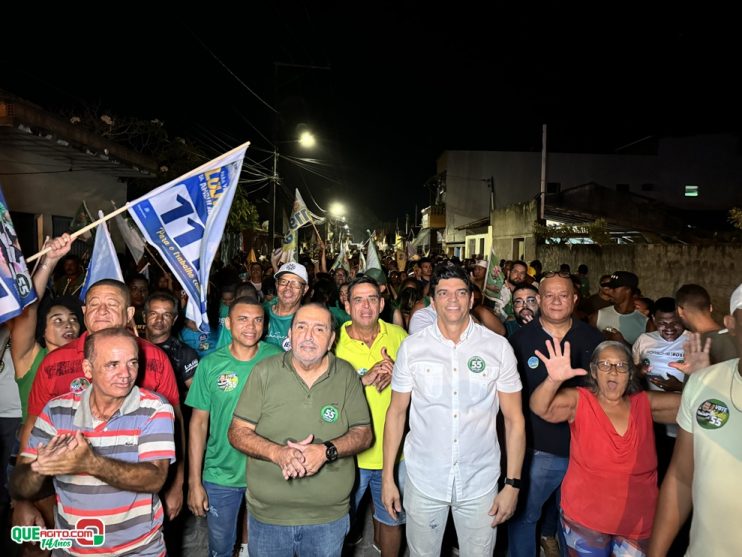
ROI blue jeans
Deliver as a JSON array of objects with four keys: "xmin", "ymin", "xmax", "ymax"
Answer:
[
  {"xmin": 352, "ymin": 461, "xmax": 406, "ymax": 526},
  {"xmin": 203, "ymin": 481, "xmax": 246, "ymax": 557},
  {"xmin": 508, "ymin": 450, "xmax": 569, "ymax": 557},
  {"xmin": 248, "ymin": 513, "xmax": 349, "ymax": 557}
]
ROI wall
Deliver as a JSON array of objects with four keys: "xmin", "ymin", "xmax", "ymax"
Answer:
[
  {"xmin": 1, "ymin": 144, "xmax": 128, "ymax": 249},
  {"xmin": 537, "ymin": 243, "xmax": 742, "ymax": 320},
  {"xmin": 491, "ymin": 200, "xmax": 538, "ymax": 262}
]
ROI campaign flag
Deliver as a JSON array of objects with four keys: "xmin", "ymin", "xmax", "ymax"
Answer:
[
  {"xmin": 111, "ymin": 201, "xmax": 147, "ymax": 263},
  {"xmin": 128, "ymin": 143, "xmax": 248, "ymax": 332},
  {"xmin": 483, "ymin": 246, "xmax": 510, "ymax": 319},
  {"xmin": 330, "ymin": 240, "xmax": 350, "ymax": 272},
  {"xmin": 69, "ymin": 201, "xmax": 95, "ymax": 243},
  {"xmin": 280, "ymin": 190, "xmax": 314, "ymax": 264},
  {"xmin": 366, "ymin": 231, "xmax": 382, "ymax": 271},
  {"xmin": 79, "ymin": 211, "xmax": 124, "ymax": 301},
  {"xmin": 0, "ymin": 187, "xmax": 37, "ymax": 324}
]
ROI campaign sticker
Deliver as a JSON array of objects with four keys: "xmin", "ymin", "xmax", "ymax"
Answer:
[
  {"xmin": 528, "ymin": 356, "xmax": 539, "ymax": 369},
  {"xmin": 696, "ymin": 399, "xmax": 730, "ymax": 430},
  {"xmin": 468, "ymin": 356, "xmax": 485, "ymax": 373},
  {"xmin": 70, "ymin": 377, "xmax": 90, "ymax": 394},
  {"xmin": 217, "ymin": 373, "xmax": 238, "ymax": 392},
  {"xmin": 321, "ymin": 405, "xmax": 339, "ymax": 423}
]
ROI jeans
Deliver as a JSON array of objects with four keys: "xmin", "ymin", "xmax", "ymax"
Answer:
[
  {"xmin": 203, "ymin": 481, "xmax": 246, "ymax": 557},
  {"xmin": 248, "ymin": 513, "xmax": 349, "ymax": 557},
  {"xmin": 508, "ymin": 449, "xmax": 569, "ymax": 557},
  {"xmin": 404, "ymin": 477, "xmax": 497, "ymax": 557},
  {"xmin": 352, "ymin": 460, "xmax": 407, "ymax": 526}
]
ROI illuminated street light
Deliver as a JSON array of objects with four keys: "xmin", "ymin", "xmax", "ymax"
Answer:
[
  {"xmin": 329, "ymin": 202, "xmax": 346, "ymax": 218},
  {"xmin": 298, "ymin": 131, "xmax": 316, "ymax": 149}
]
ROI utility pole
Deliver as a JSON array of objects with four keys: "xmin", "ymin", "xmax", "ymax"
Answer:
[
  {"xmin": 271, "ymin": 147, "xmax": 278, "ymax": 249},
  {"xmin": 540, "ymin": 124, "xmax": 547, "ymax": 222}
]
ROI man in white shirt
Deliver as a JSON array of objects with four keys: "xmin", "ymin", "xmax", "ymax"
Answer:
[{"xmin": 382, "ymin": 262, "xmax": 525, "ymax": 556}]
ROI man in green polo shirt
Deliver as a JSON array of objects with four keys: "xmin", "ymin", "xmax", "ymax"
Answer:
[
  {"xmin": 335, "ymin": 275, "xmax": 408, "ymax": 555},
  {"xmin": 229, "ymin": 303, "xmax": 372, "ymax": 557},
  {"xmin": 185, "ymin": 297, "xmax": 282, "ymax": 557}
]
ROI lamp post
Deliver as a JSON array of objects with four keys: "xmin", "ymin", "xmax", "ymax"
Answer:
[{"xmin": 269, "ymin": 132, "xmax": 315, "ymax": 249}]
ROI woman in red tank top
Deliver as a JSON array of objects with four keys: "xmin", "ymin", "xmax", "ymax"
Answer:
[{"xmin": 530, "ymin": 340, "xmax": 684, "ymax": 557}]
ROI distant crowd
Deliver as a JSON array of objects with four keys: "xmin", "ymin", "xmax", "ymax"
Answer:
[{"xmin": 1, "ymin": 234, "xmax": 740, "ymax": 557}]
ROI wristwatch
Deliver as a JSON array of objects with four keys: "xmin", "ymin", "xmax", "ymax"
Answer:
[
  {"xmin": 324, "ymin": 441, "xmax": 338, "ymax": 462},
  {"xmin": 504, "ymin": 477, "xmax": 522, "ymax": 489}
]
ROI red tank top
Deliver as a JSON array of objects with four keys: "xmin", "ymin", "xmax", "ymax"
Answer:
[{"xmin": 561, "ymin": 387, "xmax": 658, "ymax": 538}]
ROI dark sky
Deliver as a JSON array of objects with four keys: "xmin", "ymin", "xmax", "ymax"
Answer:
[{"xmin": 2, "ymin": 5, "xmax": 738, "ymax": 233}]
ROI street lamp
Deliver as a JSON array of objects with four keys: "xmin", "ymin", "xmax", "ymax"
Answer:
[{"xmin": 270, "ymin": 130, "xmax": 316, "ymax": 248}]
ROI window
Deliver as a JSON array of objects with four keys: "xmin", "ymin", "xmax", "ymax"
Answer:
[{"xmin": 684, "ymin": 185, "xmax": 699, "ymax": 197}]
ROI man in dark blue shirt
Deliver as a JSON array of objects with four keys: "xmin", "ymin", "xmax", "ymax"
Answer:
[{"xmin": 508, "ymin": 272, "xmax": 603, "ymax": 557}]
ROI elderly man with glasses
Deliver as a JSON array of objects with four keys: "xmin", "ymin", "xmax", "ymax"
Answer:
[{"xmin": 264, "ymin": 262, "xmax": 310, "ymax": 351}]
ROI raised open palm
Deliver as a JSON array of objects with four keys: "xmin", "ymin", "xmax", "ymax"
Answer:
[{"xmin": 534, "ymin": 340, "xmax": 588, "ymax": 382}]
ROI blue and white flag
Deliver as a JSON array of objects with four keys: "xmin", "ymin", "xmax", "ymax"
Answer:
[
  {"xmin": 128, "ymin": 142, "xmax": 249, "ymax": 332},
  {"xmin": 0, "ymin": 186, "xmax": 37, "ymax": 324},
  {"xmin": 80, "ymin": 210, "xmax": 124, "ymax": 301}
]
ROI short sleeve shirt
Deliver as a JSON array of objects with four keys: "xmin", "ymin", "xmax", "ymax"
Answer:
[
  {"xmin": 392, "ymin": 319, "xmax": 521, "ymax": 502},
  {"xmin": 234, "ymin": 352, "xmax": 370, "ymax": 525},
  {"xmin": 185, "ymin": 342, "xmax": 281, "ymax": 487}
]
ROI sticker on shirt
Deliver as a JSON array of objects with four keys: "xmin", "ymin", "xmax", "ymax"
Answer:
[
  {"xmin": 321, "ymin": 405, "xmax": 339, "ymax": 423},
  {"xmin": 217, "ymin": 373, "xmax": 239, "ymax": 392},
  {"xmin": 468, "ymin": 356, "xmax": 485, "ymax": 373},
  {"xmin": 357, "ymin": 368, "xmax": 368, "ymax": 376},
  {"xmin": 528, "ymin": 356, "xmax": 540, "ymax": 369},
  {"xmin": 696, "ymin": 399, "xmax": 730, "ymax": 430},
  {"xmin": 282, "ymin": 337, "xmax": 292, "ymax": 351},
  {"xmin": 70, "ymin": 377, "xmax": 90, "ymax": 394}
]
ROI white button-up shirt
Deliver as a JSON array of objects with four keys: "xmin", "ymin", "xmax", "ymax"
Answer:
[{"xmin": 392, "ymin": 318, "xmax": 521, "ymax": 502}]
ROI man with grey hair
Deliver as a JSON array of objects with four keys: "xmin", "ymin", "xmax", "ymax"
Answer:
[
  {"xmin": 228, "ymin": 304, "xmax": 372, "ymax": 557},
  {"xmin": 649, "ymin": 284, "xmax": 742, "ymax": 556}
]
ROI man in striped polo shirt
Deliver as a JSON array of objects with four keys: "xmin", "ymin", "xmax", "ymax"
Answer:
[{"xmin": 12, "ymin": 328, "xmax": 176, "ymax": 556}]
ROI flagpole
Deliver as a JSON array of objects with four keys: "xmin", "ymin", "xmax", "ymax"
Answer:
[{"xmin": 27, "ymin": 203, "xmax": 131, "ymax": 263}]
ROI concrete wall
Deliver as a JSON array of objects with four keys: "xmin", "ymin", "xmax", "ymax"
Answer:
[
  {"xmin": 536, "ymin": 243, "xmax": 742, "ymax": 321},
  {"xmin": 1, "ymin": 144, "xmax": 128, "ymax": 249},
  {"xmin": 491, "ymin": 200, "xmax": 538, "ymax": 262}
]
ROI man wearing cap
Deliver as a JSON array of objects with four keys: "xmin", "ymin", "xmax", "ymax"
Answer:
[
  {"xmin": 470, "ymin": 260, "xmax": 488, "ymax": 292},
  {"xmin": 264, "ymin": 262, "xmax": 309, "ymax": 351},
  {"xmin": 649, "ymin": 284, "xmax": 742, "ymax": 556},
  {"xmin": 590, "ymin": 271, "xmax": 648, "ymax": 345}
]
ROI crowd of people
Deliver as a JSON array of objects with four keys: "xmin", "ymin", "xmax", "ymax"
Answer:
[{"xmin": 0, "ymin": 234, "xmax": 740, "ymax": 557}]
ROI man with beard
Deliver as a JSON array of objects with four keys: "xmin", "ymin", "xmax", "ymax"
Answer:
[{"xmin": 506, "ymin": 284, "xmax": 540, "ymax": 338}]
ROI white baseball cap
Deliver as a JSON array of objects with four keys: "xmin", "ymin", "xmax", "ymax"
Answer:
[
  {"xmin": 275, "ymin": 262, "xmax": 309, "ymax": 284},
  {"xmin": 730, "ymin": 283, "xmax": 742, "ymax": 314},
  {"xmin": 475, "ymin": 259, "xmax": 488, "ymax": 269}
]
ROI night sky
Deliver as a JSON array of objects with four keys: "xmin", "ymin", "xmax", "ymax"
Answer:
[{"xmin": 2, "ymin": 5, "xmax": 738, "ymax": 234}]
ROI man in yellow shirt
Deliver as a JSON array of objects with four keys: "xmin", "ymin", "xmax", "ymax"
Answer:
[{"xmin": 335, "ymin": 275, "xmax": 408, "ymax": 556}]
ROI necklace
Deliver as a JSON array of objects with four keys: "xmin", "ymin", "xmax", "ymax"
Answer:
[{"xmin": 730, "ymin": 368, "xmax": 742, "ymax": 413}]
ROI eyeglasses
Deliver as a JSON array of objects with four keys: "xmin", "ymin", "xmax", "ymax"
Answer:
[
  {"xmin": 277, "ymin": 278, "xmax": 306, "ymax": 290},
  {"xmin": 542, "ymin": 271, "xmax": 571, "ymax": 279},
  {"xmin": 145, "ymin": 311, "xmax": 176, "ymax": 321},
  {"xmin": 600, "ymin": 282, "xmax": 612, "ymax": 288},
  {"xmin": 595, "ymin": 360, "xmax": 630, "ymax": 374},
  {"xmin": 513, "ymin": 297, "xmax": 538, "ymax": 308}
]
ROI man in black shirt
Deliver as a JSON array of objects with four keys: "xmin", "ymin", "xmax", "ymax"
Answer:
[{"xmin": 508, "ymin": 272, "xmax": 603, "ymax": 557}]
